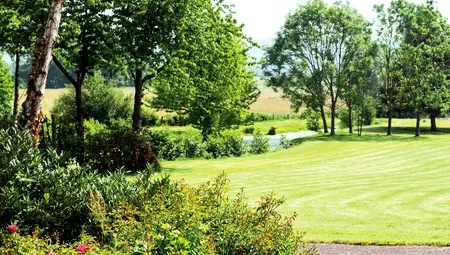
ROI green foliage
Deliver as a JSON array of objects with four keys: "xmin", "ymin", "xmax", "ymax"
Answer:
[
  {"xmin": 159, "ymin": 134, "xmax": 184, "ymax": 161},
  {"xmin": 249, "ymin": 130, "xmax": 270, "ymax": 155},
  {"xmin": 222, "ymin": 130, "xmax": 248, "ymax": 157},
  {"xmin": 268, "ymin": 126, "xmax": 277, "ymax": 135},
  {"xmin": 1, "ymin": 174, "xmax": 314, "ymax": 254},
  {"xmin": 182, "ymin": 132, "xmax": 204, "ymax": 159},
  {"xmin": 52, "ymin": 73, "xmax": 132, "ymax": 125},
  {"xmin": 205, "ymin": 136, "xmax": 227, "ymax": 159},
  {"xmin": 0, "ymin": 58, "xmax": 12, "ymax": 116},
  {"xmin": 0, "ymin": 128, "xmax": 94, "ymax": 241},
  {"xmin": 264, "ymin": 0, "xmax": 373, "ymax": 135},
  {"xmin": 302, "ymin": 110, "xmax": 321, "ymax": 132},
  {"xmin": 338, "ymin": 108, "xmax": 352, "ymax": 129},
  {"xmin": 151, "ymin": 0, "xmax": 259, "ymax": 138},
  {"xmin": 141, "ymin": 107, "xmax": 158, "ymax": 127},
  {"xmin": 279, "ymin": 135, "xmax": 291, "ymax": 149},
  {"xmin": 243, "ymin": 126, "xmax": 255, "ymax": 134},
  {"xmin": 244, "ymin": 112, "xmax": 302, "ymax": 123}
]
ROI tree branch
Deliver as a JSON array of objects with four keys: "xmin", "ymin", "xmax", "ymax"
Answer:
[
  {"xmin": 52, "ymin": 54, "xmax": 77, "ymax": 87},
  {"xmin": 142, "ymin": 63, "xmax": 168, "ymax": 85}
]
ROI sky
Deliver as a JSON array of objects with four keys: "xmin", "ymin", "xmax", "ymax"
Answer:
[{"xmin": 224, "ymin": 0, "xmax": 450, "ymax": 41}]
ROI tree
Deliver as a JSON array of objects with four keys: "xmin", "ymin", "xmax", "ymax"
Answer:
[
  {"xmin": 111, "ymin": 0, "xmax": 199, "ymax": 133},
  {"xmin": 0, "ymin": 58, "xmax": 13, "ymax": 116},
  {"xmin": 151, "ymin": 1, "xmax": 259, "ymax": 140},
  {"xmin": 50, "ymin": 0, "xmax": 114, "ymax": 162},
  {"xmin": 342, "ymin": 41, "xmax": 378, "ymax": 134},
  {"xmin": 394, "ymin": 0, "xmax": 450, "ymax": 137},
  {"xmin": 0, "ymin": 0, "xmax": 48, "ymax": 119},
  {"xmin": 22, "ymin": 0, "xmax": 64, "ymax": 139},
  {"xmin": 263, "ymin": 0, "xmax": 372, "ymax": 135},
  {"xmin": 374, "ymin": 3, "xmax": 402, "ymax": 136}
]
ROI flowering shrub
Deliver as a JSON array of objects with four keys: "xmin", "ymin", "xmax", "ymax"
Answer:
[{"xmin": 0, "ymin": 128, "xmax": 315, "ymax": 254}]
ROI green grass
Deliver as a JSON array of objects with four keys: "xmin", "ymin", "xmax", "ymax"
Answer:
[
  {"xmin": 160, "ymin": 118, "xmax": 450, "ymax": 245},
  {"xmin": 242, "ymin": 119, "xmax": 307, "ymax": 134}
]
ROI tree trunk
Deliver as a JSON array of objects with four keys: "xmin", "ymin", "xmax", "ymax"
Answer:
[
  {"xmin": 430, "ymin": 112, "xmax": 437, "ymax": 132},
  {"xmin": 348, "ymin": 106, "xmax": 353, "ymax": 134},
  {"xmin": 415, "ymin": 111, "xmax": 421, "ymax": 137},
  {"xmin": 75, "ymin": 82, "xmax": 84, "ymax": 163},
  {"xmin": 133, "ymin": 70, "xmax": 143, "ymax": 133},
  {"xmin": 320, "ymin": 105, "xmax": 328, "ymax": 134},
  {"xmin": 330, "ymin": 104, "xmax": 336, "ymax": 136},
  {"xmin": 387, "ymin": 109, "xmax": 392, "ymax": 136},
  {"xmin": 22, "ymin": 0, "xmax": 64, "ymax": 139},
  {"xmin": 13, "ymin": 52, "xmax": 20, "ymax": 119}
]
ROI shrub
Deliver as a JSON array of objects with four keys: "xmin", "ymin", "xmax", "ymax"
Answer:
[
  {"xmin": 338, "ymin": 108, "xmax": 352, "ymax": 129},
  {"xmin": 222, "ymin": 131, "xmax": 247, "ymax": 157},
  {"xmin": 243, "ymin": 126, "xmax": 255, "ymax": 134},
  {"xmin": 205, "ymin": 136, "xmax": 226, "ymax": 159},
  {"xmin": 182, "ymin": 132, "xmax": 204, "ymax": 158},
  {"xmin": 249, "ymin": 130, "xmax": 270, "ymax": 154},
  {"xmin": 87, "ymin": 174, "xmax": 315, "ymax": 255},
  {"xmin": 52, "ymin": 72, "xmax": 132, "ymax": 125},
  {"xmin": 84, "ymin": 119, "xmax": 134, "ymax": 171},
  {"xmin": 0, "ymin": 128, "xmax": 94, "ymax": 241},
  {"xmin": 268, "ymin": 126, "xmax": 277, "ymax": 135},
  {"xmin": 303, "ymin": 110, "xmax": 321, "ymax": 132},
  {"xmin": 159, "ymin": 134, "xmax": 184, "ymax": 161},
  {"xmin": 141, "ymin": 107, "xmax": 158, "ymax": 127},
  {"xmin": 280, "ymin": 135, "xmax": 291, "ymax": 149},
  {"xmin": 0, "ymin": 58, "xmax": 13, "ymax": 116},
  {"xmin": 0, "ymin": 175, "xmax": 316, "ymax": 255}
]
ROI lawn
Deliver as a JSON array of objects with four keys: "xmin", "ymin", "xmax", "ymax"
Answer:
[
  {"xmin": 161, "ymin": 118, "xmax": 450, "ymax": 245},
  {"xmin": 242, "ymin": 119, "xmax": 307, "ymax": 134}
]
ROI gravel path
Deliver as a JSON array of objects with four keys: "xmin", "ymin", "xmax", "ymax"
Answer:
[{"xmin": 314, "ymin": 244, "xmax": 450, "ymax": 255}]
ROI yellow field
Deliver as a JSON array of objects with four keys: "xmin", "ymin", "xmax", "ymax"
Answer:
[{"xmin": 21, "ymin": 86, "xmax": 292, "ymax": 116}]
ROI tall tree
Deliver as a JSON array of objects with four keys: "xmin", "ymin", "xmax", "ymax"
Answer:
[
  {"xmin": 151, "ymin": 1, "xmax": 259, "ymax": 139},
  {"xmin": 0, "ymin": 0, "xmax": 48, "ymax": 119},
  {"xmin": 22, "ymin": 0, "xmax": 64, "ymax": 138},
  {"xmin": 51, "ymin": 0, "xmax": 113, "ymax": 162},
  {"xmin": 111, "ymin": 0, "xmax": 197, "ymax": 133},
  {"xmin": 263, "ymin": 0, "xmax": 329, "ymax": 134},
  {"xmin": 342, "ymin": 41, "xmax": 378, "ymax": 133},
  {"xmin": 374, "ymin": 3, "xmax": 401, "ymax": 136},
  {"xmin": 394, "ymin": 0, "xmax": 450, "ymax": 137},
  {"xmin": 263, "ymin": 0, "xmax": 371, "ymax": 135}
]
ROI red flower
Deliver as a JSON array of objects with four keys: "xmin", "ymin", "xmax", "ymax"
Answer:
[
  {"xmin": 76, "ymin": 244, "xmax": 91, "ymax": 254},
  {"xmin": 7, "ymin": 225, "xmax": 17, "ymax": 232}
]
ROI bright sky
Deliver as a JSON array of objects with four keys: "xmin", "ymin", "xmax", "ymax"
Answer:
[{"xmin": 224, "ymin": 0, "xmax": 450, "ymax": 40}]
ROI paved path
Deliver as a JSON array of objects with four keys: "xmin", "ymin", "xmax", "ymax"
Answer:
[
  {"xmin": 314, "ymin": 244, "xmax": 450, "ymax": 255},
  {"xmin": 243, "ymin": 131, "xmax": 317, "ymax": 149}
]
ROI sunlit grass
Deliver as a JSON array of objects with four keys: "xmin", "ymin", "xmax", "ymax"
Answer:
[{"xmin": 160, "ymin": 118, "xmax": 450, "ymax": 245}]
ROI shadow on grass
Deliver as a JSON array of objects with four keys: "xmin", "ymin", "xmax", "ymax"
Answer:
[{"xmin": 291, "ymin": 125, "xmax": 450, "ymax": 144}]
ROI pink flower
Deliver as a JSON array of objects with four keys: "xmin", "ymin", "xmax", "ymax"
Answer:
[
  {"xmin": 7, "ymin": 225, "xmax": 17, "ymax": 232},
  {"xmin": 48, "ymin": 253, "xmax": 56, "ymax": 255},
  {"xmin": 76, "ymin": 244, "xmax": 91, "ymax": 254}
]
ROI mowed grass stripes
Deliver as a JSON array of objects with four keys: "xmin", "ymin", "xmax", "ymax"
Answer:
[{"xmin": 161, "ymin": 119, "xmax": 450, "ymax": 245}]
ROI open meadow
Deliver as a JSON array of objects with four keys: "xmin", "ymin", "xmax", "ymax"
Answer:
[
  {"xmin": 22, "ymin": 85, "xmax": 293, "ymax": 116},
  {"xmin": 161, "ymin": 119, "xmax": 450, "ymax": 245}
]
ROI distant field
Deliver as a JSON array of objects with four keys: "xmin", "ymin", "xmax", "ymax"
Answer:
[
  {"xmin": 160, "ymin": 119, "xmax": 450, "ymax": 245},
  {"xmin": 20, "ymin": 85, "xmax": 292, "ymax": 116}
]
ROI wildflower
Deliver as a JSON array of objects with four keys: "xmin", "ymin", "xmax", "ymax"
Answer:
[
  {"xmin": 76, "ymin": 244, "xmax": 91, "ymax": 254},
  {"xmin": 7, "ymin": 225, "xmax": 17, "ymax": 232},
  {"xmin": 48, "ymin": 253, "xmax": 56, "ymax": 255}
]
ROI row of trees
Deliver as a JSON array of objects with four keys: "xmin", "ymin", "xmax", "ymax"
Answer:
[
  {"xmin": 0, "ymin": 0, "xmax": 258, "ymax": 154},
  {"xmin": 264, "ymin": 0, "xmax": 450, "ymax": 137}
]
